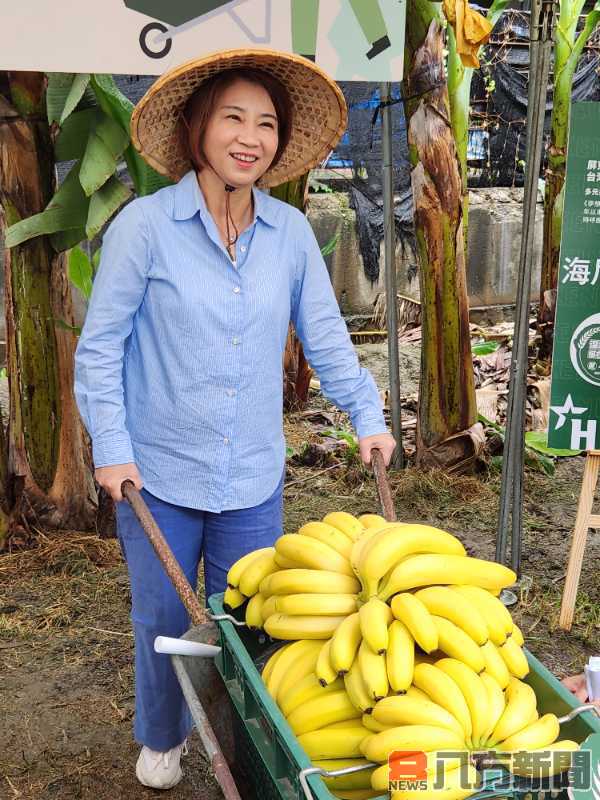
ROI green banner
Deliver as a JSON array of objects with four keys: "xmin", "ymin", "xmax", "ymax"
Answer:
[{"xmin": 549, "ymin": 102, "xmax": 600, "ymax": 451}]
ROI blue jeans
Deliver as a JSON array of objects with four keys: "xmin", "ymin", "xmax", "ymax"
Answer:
[{"xmin": 115, "ymin": 475, "xmax": 284, "ymax": 751}]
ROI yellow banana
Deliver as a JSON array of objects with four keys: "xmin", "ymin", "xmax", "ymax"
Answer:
[
  {"xmin": 489, "ymin": 677, "xmax": 537, "ymax": 746},
  {"xmin": 279, "ymin": 673, "xmax": 343, "ymax": 717},
  {"xmin": 275, "ymin": 534, "xmax": 354, "ymax": 576},
  {"xmin": 451, "ymin": 586, "xmax": 512, "ymax": 645},
  {"xmin": 510, "ymin": 623, "xmax": 524, "ymax": 646},
  {"xmin": 372, "ymin": 694, "xmax": 465, "ymax": 739},
  {"xmin": 266, "ymin": 639, "xmax": 320, "ymax": 699},
  {"xmin": 313, "ymin": 758, "xmax": 375, "ymax": 791},
  {"xmin": 363, "ymin": 725, "xmax": 466, "ymax": 763},
  {"xmin": 351, "ymin": 526, "xmax": 391, "ymax": 577},
  {"xmin": 323, "ymin": 511, "xmax": 365, "ymax": 541},
  {"xmin": 412, "ymin": 664, "xmax": 472, "ymax": 742},
  {"xmin": 362, "ymin": 713, "xmax": 389, "ymax": 732},
  {"xmin": 371, "ymin": 752, "xmax": 465, "ymax": 792},
  {"xmin": 274, "ymin": 553, "xmax": 302, "ymax": 569},
  {"xmin": 435, "ymin": 658, "xmax": 489, "ymax": 746},
  {"xmin": 499, "ymin": 637, "xmax": 529, "ymax": 679},
  {"xmin": 275, "ymin": 641, "xmax": 322, "ymax": 703},
  {"xmin": 224, "ymin": 586, "xmax": 246, "ymax": 610},
  {"xmin": 298, "ymin": 726, "xmax": 371, "ymax": 759},
  {"xmin": 261, "ymin": 643, "xmax": 291, "ymax": 684},
  {"xmin": 479, "ymin": 672, "xmax": 505, "ymax": 745},
  {"xmin": 227, "ymin": 547, "xmax": 273, "ymax": 589},
  {"xmin": 415, "ymin": 586, "xmax": 489, "ymax": 645},
  {"xmin": 344, "ymin": 656, "xmax": 376, "ymax": 714},
  {"xmin": 264, "ymin": 613, "xmax": 346, "ymax": 640},
  {"xmin": 380, "ymin": 555, "xmax": 516, "ymax": 600},
  {"xmin": 358, "ymin": 640, "xmax": 389, "ymax": 701},
  {"xmin": 238, "ymin": 548, "xmax": 278, "ymax": 597},
  {"xmin": 261, "ymin": 595, "xmax": 278, "ymax": 623},
  {"xmin": 480, "ymin": 641, "xmax": 510, "ymax": 688},
  {"xmin": 299, "ymin": 521, "xmax": 354, "ymax": 559},
  {"xmin": 498, "ymin": 713, "xmax": 560, "ymax": 752},
  {"xmin": 406, "ymin": 685, "xmax": 430, "ymax": 701},
  {"xmin": 259, "ymin": 573, "xmax": 275, "ymax": 597},
  {"xmin": 286, "ymin": 689, "xmax": 361, "ymax": 735},
  {"xmin": 358, "ymin": 514, "xmax": 388, "ymax": 529},
  {"xmin": 389, "ymin": 763, "xmax": 480, "ymax": 800},
  {"xmin": 504, "ymin": 740, "xmax": 578, "ymax": 777},
  {"xmin": 330, "ymin": 612, "xmax": 362, "ymax": 674},
  {"xmin": 391, "ymin": 593, "xmax": 439, "ymax": 653},
  {"xmin": 359, "ymin": 597, "xmax": 393, "ymax": 654},
  {"xmin": 268, "ymin": 569, "xmax": 360, "ymax": 596},
  {"xmin": 359, "ymin": 524, "xmax": 465, "ymax": 599},
  {"xmin": 274, "ymin": 593, "xmax": 358, "ymax": 617},
  {"xmin": 245, "ymin": 592, "xmax": 265, "ymax": 629},
  {"xmin": 317, "ymin": 639, "xmax": 340, "ymax": 686},
  {"xmin": 432, "ymin": 616, "xmax": 485, "ymax": 674},
  {"xmin": 386, "ymin": 620, "xmax": 415, "ymax": 693}
]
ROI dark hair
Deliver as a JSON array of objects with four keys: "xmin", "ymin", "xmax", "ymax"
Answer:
[{"xmin": 182, "ymin": 67, "xmax": 293, "ymax": 175}]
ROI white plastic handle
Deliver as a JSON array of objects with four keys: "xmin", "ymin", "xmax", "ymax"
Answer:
[{"xmin": 154, "ymin": 636, "xmax": 221, "ymax": 657}]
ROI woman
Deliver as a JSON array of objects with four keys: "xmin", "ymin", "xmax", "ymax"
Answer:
[{"xmin": 74, "ymin": 49, "xmax": 395, "ymax": 790}]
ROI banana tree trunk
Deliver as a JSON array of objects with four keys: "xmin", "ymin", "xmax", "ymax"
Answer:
[
  {"xmin": 0, "ymin": 72, "xmax": 96, "ymax": 546},
  {"xmin": 271, "ymin": 174, "xmax": 314, "ymax": 411},
  {"xmin": 404, "ymin": 10, "xmax": 477, "ymax": 467},
  {"xmin": 538, "ymin": 0, "xmax": 600, "ymax": 362}
]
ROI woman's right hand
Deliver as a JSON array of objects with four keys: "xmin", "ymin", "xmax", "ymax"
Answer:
[{"xmin": 95, "ymin": 463, "xmax": 144, "ymax": 502}]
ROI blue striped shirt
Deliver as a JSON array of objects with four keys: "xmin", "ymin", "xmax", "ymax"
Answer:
[{"xmin": 74, "ymin": 170, "xmax": 387, "ymax": 511}]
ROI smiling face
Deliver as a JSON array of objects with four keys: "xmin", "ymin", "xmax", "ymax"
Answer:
[{"xmin": 200, "ymin": 79, "xmax": 280, "ymax": 188}]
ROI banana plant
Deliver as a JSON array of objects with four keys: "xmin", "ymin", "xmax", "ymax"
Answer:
[{"xmin": 5, "ymin": 73, "xmax": 170, "ymax": 254}]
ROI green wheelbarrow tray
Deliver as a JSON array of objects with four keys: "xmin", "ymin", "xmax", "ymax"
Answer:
[
  {"xmin": 123, "ymin": 0, "xmax": 271, "ymax": 58},
  {"xmin": 170, "ymin": 592, "xmax": 600, "ymax": 800}
]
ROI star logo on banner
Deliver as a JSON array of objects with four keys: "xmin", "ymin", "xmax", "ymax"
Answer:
[{"xmin": 550, "ymin": 394, "xmax": 587, "ymax": 430}]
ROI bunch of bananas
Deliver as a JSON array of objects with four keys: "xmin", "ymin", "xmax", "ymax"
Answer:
[{"xmin": 226, "ymin": 513, "xmax": 579, "ymax": 799}]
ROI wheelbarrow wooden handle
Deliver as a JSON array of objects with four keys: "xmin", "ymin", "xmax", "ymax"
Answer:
[
  {"xmin": 371, "ymin": 448, "xmax": 396, "ymax": 522},
  {"xmin": 121, "ymin": 480, "xmax": 206, "ymax": 626}
]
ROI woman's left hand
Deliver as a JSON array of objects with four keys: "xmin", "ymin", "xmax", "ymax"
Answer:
[{"xmin": 358, "ymin": 432, "xmax": 397, "ymax": 467}]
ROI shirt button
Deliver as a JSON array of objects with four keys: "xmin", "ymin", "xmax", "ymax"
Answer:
[
  {"xmin": 226, "ymin": 389, "xmax": 236, "ymax": 397},
  {"xmin": 223, "ymin": 437, "xmax": 230, "ymax": 445},
  {"xmin": 233, "ymin": 286, "xmax": 241, "ymax": 294},
  {"xmin": 240, "ymin": 245, "xmax": 247, "ymax": 253},
  {"xmin": 232, "ymin": 337, "xmax": 240, "ymax": 345}
]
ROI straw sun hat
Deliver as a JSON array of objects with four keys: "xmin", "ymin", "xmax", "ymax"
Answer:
[{"xmin": 131, "ymin": 48, "xmax": 348, "ymax": 188}]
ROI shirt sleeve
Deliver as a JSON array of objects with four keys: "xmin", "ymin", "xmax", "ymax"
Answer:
[
  {"xmin": 74, "ymin": 200, "xmax": 150, "ymax": 468},
  {"xmin": 290, "ymin": 214, "xmax": 388, "ymax": 439}
]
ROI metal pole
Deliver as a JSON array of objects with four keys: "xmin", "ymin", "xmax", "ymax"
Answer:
[
  {"xmin": 496, "ymin": 0, "xmax": 555, "ymax": 571},
  {"xmin": 380, "ymin": 81, "xmax": 404, "ymax": 468}
]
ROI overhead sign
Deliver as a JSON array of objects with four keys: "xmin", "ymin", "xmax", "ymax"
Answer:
[
  {"xmin": 0, "ymin": 0, "xmax": 405, "ymax": 80},
  {"xmin": 549, "ymin": 102, "xmax": 600, "ymax": 452}
]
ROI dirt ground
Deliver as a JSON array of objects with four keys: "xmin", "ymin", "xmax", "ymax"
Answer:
[{"xmin": 1, "ymin": 346, "xmax": 598, "ymax": 799}]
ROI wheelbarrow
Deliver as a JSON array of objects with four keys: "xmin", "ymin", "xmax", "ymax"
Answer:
[
  {"xmin": 121, "ymin": 452, "xmax": 600, "ymax": 800},
  {"xmin": 123, "ymin": 0, "xmax": 272, "ymax": 59}
]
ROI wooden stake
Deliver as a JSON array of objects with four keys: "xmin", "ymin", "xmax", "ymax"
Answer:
[{"xmin": 559, "ymin": 450, "xmax": 600, "ymax": 630}]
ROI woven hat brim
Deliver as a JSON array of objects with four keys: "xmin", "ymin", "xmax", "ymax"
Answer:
[{"xmin": 130, "ymin": 49, "xmax": 348, "ymax": 188}]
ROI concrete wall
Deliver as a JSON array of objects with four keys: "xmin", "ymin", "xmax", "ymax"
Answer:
[{"xmin": 308, "ymin": 187, "xmax": 543, "ymax": 314}]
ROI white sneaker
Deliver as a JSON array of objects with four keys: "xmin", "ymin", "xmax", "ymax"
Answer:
[{"xmin": 135, "ymin": 740, "xmax": 188, "ymax": 789}]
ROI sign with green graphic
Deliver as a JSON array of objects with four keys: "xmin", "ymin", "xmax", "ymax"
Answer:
[
  {"xmin": 549, "ymin": 103, "xmax": 600, "ymax": 451},
  {"xmin": 0, "ymin": 0, "xmax": 406, "ymax": 80}
]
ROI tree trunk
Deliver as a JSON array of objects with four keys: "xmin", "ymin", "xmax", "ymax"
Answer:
[
  {"xmin": 0, "ymin": 72, "xmax": 96, "ymax": 546},
  {"xmin": 404, "ymin": 13, "xmax": 477, "ymax": 468},
  {"xmin": 537, "ymin": 0, "xmax": 599, "ymax": 363},
  {"xmin": 271, "ymin": 174, "xmax": 314, "ymax": 411}
]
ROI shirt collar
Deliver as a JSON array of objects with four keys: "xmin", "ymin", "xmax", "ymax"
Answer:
[{"xmin": 172, "ymin": 170, "xmax": 279, "ymax": 228}]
